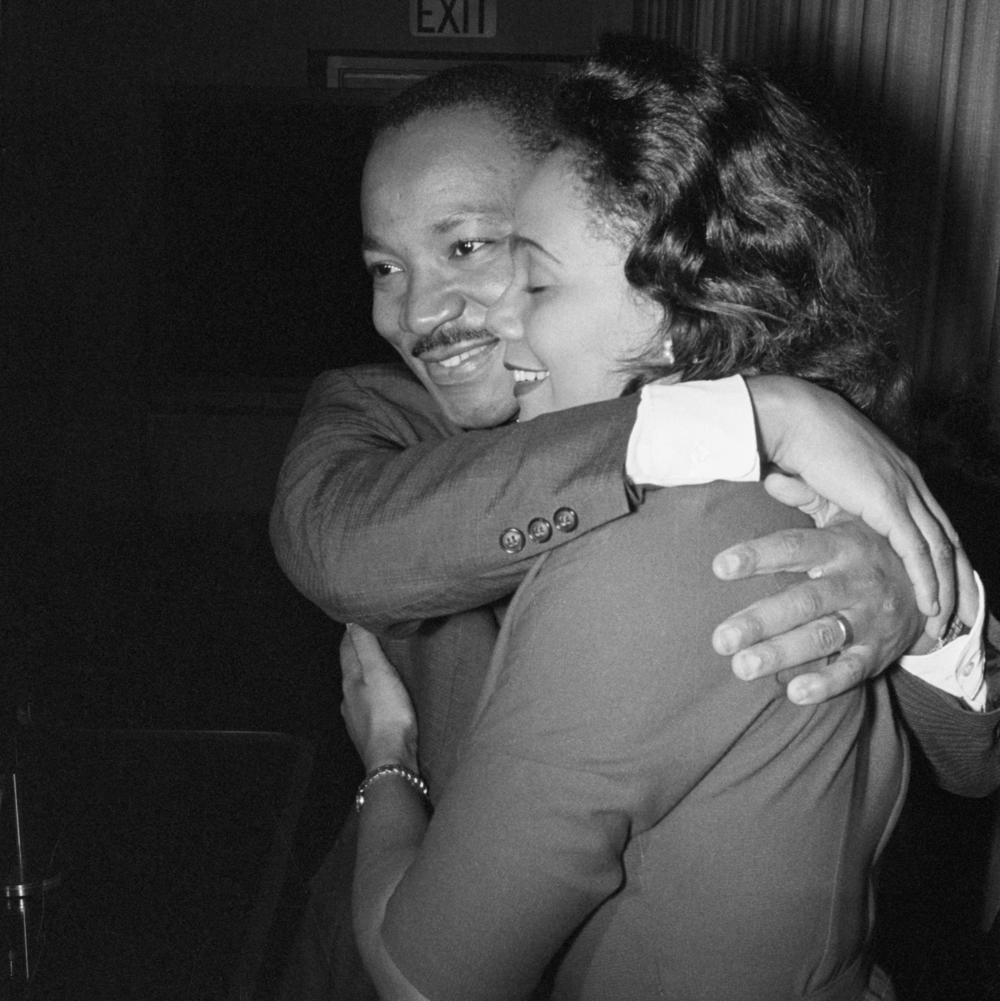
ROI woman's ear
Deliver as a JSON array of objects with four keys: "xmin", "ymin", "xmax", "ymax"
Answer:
[{"xmin": 651, "ymin": 299, "xmax": 673, "ymax": 365}]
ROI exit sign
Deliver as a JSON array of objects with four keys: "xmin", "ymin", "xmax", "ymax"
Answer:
[{"xmin": 411, "ymin": 0, "xmax": 497, "ymax": 37}]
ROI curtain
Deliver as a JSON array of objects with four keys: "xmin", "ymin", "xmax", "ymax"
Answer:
[{"xmin": 632, "ymin": 0, "xmax": 1000, "ymax": 420}]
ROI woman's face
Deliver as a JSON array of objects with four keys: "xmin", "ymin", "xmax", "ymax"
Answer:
[{"xmin": 486, "ymin": 150, "xmax": 664, "ymax": 421}]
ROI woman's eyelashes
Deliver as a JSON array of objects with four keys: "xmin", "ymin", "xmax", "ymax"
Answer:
[
  {"xmin": 511, "ymin": 254, "xmax": 548, "ymax": 296},
  {"xmin": 524, "ymin": 265, "xmax": 552, "ymax": 295}
]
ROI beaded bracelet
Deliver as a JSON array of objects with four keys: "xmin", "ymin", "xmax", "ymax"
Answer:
[{"xmin": 355, "ymin": 763, "xmax": 430, "ymax": 814}]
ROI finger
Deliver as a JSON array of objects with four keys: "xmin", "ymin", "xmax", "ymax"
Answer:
[
  {"xmin": 763, "ymin": 472, "xmax": 842, "ymax": 526},
  {"xmin": 866, "ymin": 465, "xmax": 958, "ymax": 621},
  {"xmin": 955, "ymin": 547, "xmax": 979, "ymax": 626},
  {"xmin": 877, "ymin": 509, "xmax": 937, "ymax": 618},
  {"xmin": 346, "ymin": 623, "xmax": 393, "ymax": 674},
  {"xmin": 911, "ymin": 495, "xmax": 957, "ymax": 625},
  {"xmin": 762, "ymin": 472, "xmax": 819, "ymax": 511},
  {"xmin": 713, "ymin": 528, "xmax": 838, "ymax": 581},
  {"xmin": 340, "ymin": 626, "xmax": 364, "ymax": 678},
  {"xmin": 346, "ymin": 621, "xmax": 373, "ymax": 649},
  {"xmin": 781, "ymin": 650, "xmax": 870, "ymax": 705},
  {"xmin": 921, "ymin": 536, "xmax": 956, "ymax": 640},
  {"xmin": 924, "ymin": 546, "xmax": 978, "ymax": 642},
  {"xmin": 713, "ymin": 577, "xmax": 847, "ymax": 656},
  {"xmin": 727, "ymin": 613, "xmax": 857, "ymax": 681}
]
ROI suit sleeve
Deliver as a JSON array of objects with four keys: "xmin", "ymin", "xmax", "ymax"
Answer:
[
  {"xmin": 889, "ymin": 627, "xmax": 1000, "ymax": 798},
  {"xmin": 269, "ymin": 365, "xmax": 638, "ymax": 632}
]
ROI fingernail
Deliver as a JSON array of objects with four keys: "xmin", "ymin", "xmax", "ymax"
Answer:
[
  {"xmin": 714, "ymin": 625, "xmax": 741, "ymax": 655},
  {"xmin": 733, "ymin": 651, "xmax": 761, "ymax": 680},
  {"xmin": 714, "ymin": 553, "xmax": 743, "ymax": 578},
  {"xmin": 787, "ymin": 678, "xmax": 815, "ymax": 704}
]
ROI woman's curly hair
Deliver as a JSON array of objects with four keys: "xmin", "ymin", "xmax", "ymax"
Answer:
[{"xmin": 552, "ymin": 37, "xmax": 909, "ymax": 433}]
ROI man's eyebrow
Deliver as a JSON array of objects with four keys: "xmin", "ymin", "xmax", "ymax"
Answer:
[
  {"xmin": 431, "ymin": 210, "xmax": 509, "ymax": 236},
  {"xmin": 510, "ymin": 233, "xmax": 560, "ymax": 263},
  {"xmin": 361, "ymin": 211, "xmax": 509, "ymax": 255}
]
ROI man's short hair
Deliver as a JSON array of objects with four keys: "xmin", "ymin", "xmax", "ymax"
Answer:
[{"xmin": 376, "ymin": 63, "xmax": 556, "ymax": 159}]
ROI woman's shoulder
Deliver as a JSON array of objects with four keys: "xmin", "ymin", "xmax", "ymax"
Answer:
[
  {"xmin": 501, "ymin": 481, "xmax": 809, "ymax": 697},
  {"xmin": 642, "ymin": 478, "xmax": 809, "ymax": 537},
  {"xmin": 479, "ymin": 481, "xmax": 808, "ymax": 797},
  {"xmin": 506, "ymin": 482, "xmax": 809, "ymax": 675},
  {"xmin": 543, "ymin": 480, "xmax": 808, "ymax": 578}
]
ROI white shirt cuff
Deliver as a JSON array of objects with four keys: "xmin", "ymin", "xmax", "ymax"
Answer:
[
  {"xmin": 626, "ymin": 376, "xmax": 761, "ymax": 487},
  {"xmin": 899, "ymin": 573, "xmax": 987, "ymax": 711}
]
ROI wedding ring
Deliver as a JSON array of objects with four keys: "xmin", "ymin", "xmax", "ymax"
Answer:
[{"xmin": 831, "ymin": 612, "xmax": 854, "ymax": 651}]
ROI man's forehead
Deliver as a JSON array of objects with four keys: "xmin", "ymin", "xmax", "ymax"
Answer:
[
  {"xmin": 361, "ymin": 110, "xmax": 533, "ymax": 238},
  {"xmin": 375, "ymin": 104, "xmax": 514, "ymax": 148},
  {"xmin": 366, "ymin": 108, "xmax": 531, "ymax": 185}
]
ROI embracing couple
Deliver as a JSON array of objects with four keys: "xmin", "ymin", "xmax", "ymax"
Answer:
[{"xmin": 274, "ymin": 37, "xmax": 1000, "ymax": 1001}]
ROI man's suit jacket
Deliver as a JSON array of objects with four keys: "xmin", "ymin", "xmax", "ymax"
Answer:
[{"xmin": 271, "ymin": 363, "xmax": 642, "ymax": 792}]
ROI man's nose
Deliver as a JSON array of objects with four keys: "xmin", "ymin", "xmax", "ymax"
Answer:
[
  {"xmin": 485, "ymin": 286, "xmax": 523, "ymax": 342},
  {"xmin": 401, "ymin": 272, "xmax": 465, "ymax": 337}
]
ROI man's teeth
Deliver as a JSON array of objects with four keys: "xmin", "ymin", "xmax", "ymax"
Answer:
[
  {"xmin": 437, "ymin": 347, "xmax": 482, "ymax": 368},
  {"xmin": 512, "ymin": 368, "xmax": 549, "ymax": 383}
]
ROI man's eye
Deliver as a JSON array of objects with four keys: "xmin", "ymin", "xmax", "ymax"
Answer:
[
  {"xmin": 367, "ymin": 261, "xmax": 401, "ymax": 279},
  {"xmin": 452, "ymin": 240, "xmax": 489, "ymax": 258}
]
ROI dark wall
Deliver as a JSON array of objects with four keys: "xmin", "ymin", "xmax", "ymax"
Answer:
[{"xmin": 2, "ymin": 1, "xmax": 611, "ymax": 730}]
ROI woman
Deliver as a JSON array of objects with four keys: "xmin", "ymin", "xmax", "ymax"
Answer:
[{"xmin": 343, "ymin": 43, "xmax": 958, "ymax": 1000}]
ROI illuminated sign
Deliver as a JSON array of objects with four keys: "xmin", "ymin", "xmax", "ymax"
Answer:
[{"xmin": 411, "ymin": 0, "xmax": 497, "ymax": 37}]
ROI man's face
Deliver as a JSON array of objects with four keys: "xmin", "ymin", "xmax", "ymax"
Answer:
[{"xmin": 361, "ymin": 107, "xmax": 531, "ymax": 428}]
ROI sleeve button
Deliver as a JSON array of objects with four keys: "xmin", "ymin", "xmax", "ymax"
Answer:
[
  {"xmin": 527, "ymin": 517, "xmax": 553, "ymax": 544},
  {"xmin": 553, "ymin": 507, "xmax": 578, "ymax": 533},
  {"xmin": 500, "ymin": 527, "xmax": 526, "ymax": 554}
]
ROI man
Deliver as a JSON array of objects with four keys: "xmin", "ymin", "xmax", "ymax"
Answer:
[{"xmin": 272, "ymin": 65, "xmax": 998, "ymax": 999}]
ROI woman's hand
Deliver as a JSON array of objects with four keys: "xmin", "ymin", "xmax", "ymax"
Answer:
[
  {"xmin": 747, "ymin": 375, "xmax": 964, "ymax": 627},
  {"xmin": 340, "ymin": 623, "xmax": 419, "ymax": 773},
  {"xmin": 343, "ymin": 625, "xmax": 434, "ymax": 1001}
]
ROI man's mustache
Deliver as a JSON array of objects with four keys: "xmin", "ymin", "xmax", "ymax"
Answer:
[{"xmin": 411, "ymin": 327, "xmax": 495, "ymax": 358}]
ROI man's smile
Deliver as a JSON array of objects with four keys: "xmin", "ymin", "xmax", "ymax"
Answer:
[{"xmin": 415, "ymin": 338, "xmax": 504, "ymax": 386}]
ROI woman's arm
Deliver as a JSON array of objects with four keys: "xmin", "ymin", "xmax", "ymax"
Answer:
[
  {"xmin": 342, "ymin": 588, "xmax": 637, "ymax": 1001},
  {"xmin": 341, "ymin": 625, "xmax": 433, "ymax": 1001},
  {"xmin": 745, "ymin": 375, "xmax": 965, "ymax": 625}
]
